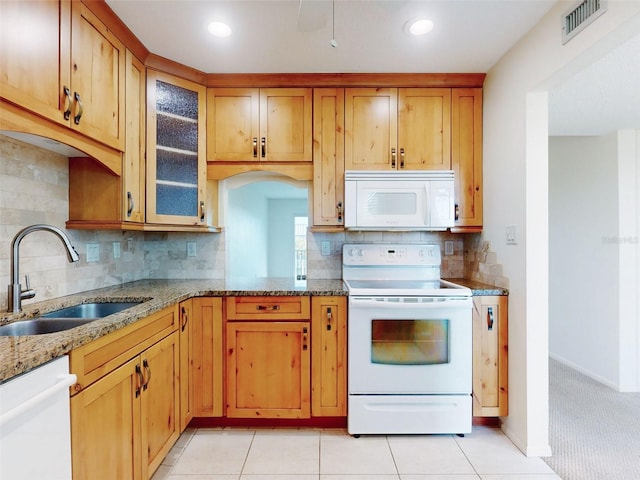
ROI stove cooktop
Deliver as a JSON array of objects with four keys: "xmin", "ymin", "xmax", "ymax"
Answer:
[{"xmin": 343, "ymin": 278, "xmax": 472, "ymax": 297}]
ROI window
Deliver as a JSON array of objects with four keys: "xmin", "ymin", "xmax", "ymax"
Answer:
[{"xmin": 294, "ymin": 216, "xmax": 308, "ymax": 280}]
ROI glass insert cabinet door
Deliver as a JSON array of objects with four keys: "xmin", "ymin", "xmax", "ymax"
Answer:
[{"xmin": 147, "ymin": 70, "xmax": 206, "ymax": 225}]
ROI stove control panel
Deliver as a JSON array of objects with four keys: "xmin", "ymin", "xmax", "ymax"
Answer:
[{"xmin": 343, "ymin": 244, "xmax": 441, "ymax": 266}]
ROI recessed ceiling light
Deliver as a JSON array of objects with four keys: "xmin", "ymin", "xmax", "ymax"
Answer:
[
  {"xmin": 208, "ymin": 21, "xmax": 231, "ymax": 37},
  {"xmin": 404, "ymin": 18, "xmax": 434, "ymax": 36}
]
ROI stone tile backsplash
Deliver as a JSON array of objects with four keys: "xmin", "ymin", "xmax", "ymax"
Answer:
[{"xmin": 0, "ymin": 134, "xmax": 505, "ymax": 309}]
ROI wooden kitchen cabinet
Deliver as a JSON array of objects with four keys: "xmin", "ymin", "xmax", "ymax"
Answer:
[
  {"xmin": 67, "ymin": 49, "xmax": 146, "ymax": 230},
  {"xmin": 311, "ymin": 296, "xmax": 347, "ymax": 417},
  {"xmin": 69, "ymin": 305, "xmax": 180, "ymax": 480},
  {"xmin": 147, "ymin": 69, "xmax": 207, "ymax": 226},
  {"xmin": 207, "ymin": 87, "xmax": 312, "ymax": 162},
  {"xmin": 451, "ymin": 88, "xmax": 483, "ymax": 231},
  {"xmin": 345, "ymin": 88, "xmax": 451, "ymax": 171},
  {"xmin": 0, "ymin": 0, "xmax": 125, "ymax": 151},
  {"xmin": 178, "ymin": 299, "xmax": 193, "ymax": 430},
  {"xmin": 123, "ymin": 49, "xmax": 146, "ymax": 224},
  {"xmin": 312, "ymin": 88, "xmax": 345, "ymax": 227},
  {"xmin": 472, "ymin": 295, "xmax": 508, "ymax": 417},
  {"xmin": 190, "ymin": 297, "xmax": 224, "ymax": 418},
  {"xmin": 225, "ymin": 296, "xmax": 311, "ymax": 418}
]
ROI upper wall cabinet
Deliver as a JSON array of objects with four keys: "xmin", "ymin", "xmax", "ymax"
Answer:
[
  {"xmin": 345, "ymin": 88, "xmax": 451, "ymax": 171},
  {"xmin": 451, "ymin": 88, "xmax": 483, "ymax": 231},
  {"xmin": 0, "ymin": 0, "xmax": 125, "ymax": 152},
  {"xmin": 312, "ymin": 88, "xmax": 345, "ymax": 227},
  {"xmin": 147, "ymin": 70, "xmax": 208, "ymax": 226},
  {"xmin": 207, "ymin": 88, "xmax": 312, "ymax": 162}
]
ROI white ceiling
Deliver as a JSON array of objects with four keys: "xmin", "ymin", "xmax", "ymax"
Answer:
[{"xmin": 104, "ymin": 0, "xmax": 640, "ymax": 137}]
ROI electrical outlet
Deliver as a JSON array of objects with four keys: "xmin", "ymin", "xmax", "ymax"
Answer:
[
  {"xmin": 321, "ymin": 241, "xmax": 331, "ymax": 256},
  {"xmin": 87, "ymin": 243, "xmax": 100, "ymax": 262},
  {"xmin": 506, "ymin": 225, "xmax": 518, "ymax": 245},
  {"xmin": 444, "ymin": 240, "xmax": 454, "ymax": 255},
  {"xmin": 113, "ymin": 241, "xmax": 121, "ymax": 259},
  {"xmin": 187, "ymin": 241, "xmax": 197, "ymax": 257}
]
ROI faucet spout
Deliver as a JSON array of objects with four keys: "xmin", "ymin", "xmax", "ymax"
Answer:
[{"xmin": 8, "ymin": 224, "xmax": 80, "ymax": 313}]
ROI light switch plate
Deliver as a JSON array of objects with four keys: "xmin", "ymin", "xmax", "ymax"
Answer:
[
  {"xmin": 87, "ymin": 243, "xmax": 100, "ymax": 262},
  {"xmin": 187, "ymin": 241, "xmax": 197, "ymax": 257},
  {"xmin": 321, "ymin": 241, "xmax": 331, "ymax": 256},
  {"xmin": 113, "ymin": 242, "xmax": 121, "ymax": 259}
]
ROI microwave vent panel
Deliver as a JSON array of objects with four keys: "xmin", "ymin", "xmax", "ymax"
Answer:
[{"xmin": 562, "ymin": 0, "xmax": 608, "ymax": 44}]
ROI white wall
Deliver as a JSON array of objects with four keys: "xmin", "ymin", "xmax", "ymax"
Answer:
[
  {"xmin": 227, "ymin": 185, "xmax": 269, "ymax": 278},
  {"xmin": 549, "ymin": 134, "xmax": 620, "ymax": 386},
  {"xmin": 483, "ymin": 1, "xmax": 640, "ymax": 456}
]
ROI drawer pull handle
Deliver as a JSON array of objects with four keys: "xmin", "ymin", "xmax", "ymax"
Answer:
[
  {"xmin": 256, "ymin": 305, "xmax": 280, "ymax": 311},
  {"xmin": 303, "ymin": 326, "xmax": 308, "ymax": 350},
  {"xmin": 142, "ymin": 359, "xmax": 151, "ymax": 390},
  {"xmin": 400, "ymin": 147, "xmax": 405, "ymax": 168},
  {"xmin": 181, "ymin": 306, "xmax": 189, "ymax": 332},
  {"xmin": 127, "ymin": 191, "xmax": 134, "ymax": 217},
  {"xmin": 63, "ymin": 86, "xmax": 72, "ymax": 120},
  {"xmin": 327, "ymin": 307, "xmax": 332, "ymax": 331},
  {"xmin": 487, "ymin": 307, "xmax": 494, "ymax": 331},
  {"xmin": 337, "ymin": 202, "xmax": 343, "ymax": 223},
  {"xmin": 73, "ymin": 91, "xmax": 83, "ymax": 124},
  {"xmin": 135, "ymin": 364, "xmax": 144, "ymax": 397},
  {"xmin": 253, "ymin": 137, "xmax": 258, "ymax": 158},
  {"xmin": 261, "ymin": 137, "xmax": 266, "ymax": 158},
  {"xmin": 391, "ymin": 147, "xmax": 396, "ymax": 168}
]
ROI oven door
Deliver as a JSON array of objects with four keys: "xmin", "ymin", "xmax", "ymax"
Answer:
[{"xmin": 348, "ymin": 295, "xmax": 472, "ymax": 395}]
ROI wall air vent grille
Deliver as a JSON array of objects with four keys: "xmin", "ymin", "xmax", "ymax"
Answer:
[{"xmin": 562, "ymin": 0, "xmax": 608, "ymax": 44}]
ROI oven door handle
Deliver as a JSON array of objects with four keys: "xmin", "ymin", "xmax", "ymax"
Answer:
[{"xmin": 349, "ymin": 297, "xmax": 471, "ymax": 309}]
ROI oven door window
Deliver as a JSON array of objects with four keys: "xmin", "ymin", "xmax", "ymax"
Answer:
[{"xmin": 371, "ymin": 319, "xmax": 449, "ymax": 365}]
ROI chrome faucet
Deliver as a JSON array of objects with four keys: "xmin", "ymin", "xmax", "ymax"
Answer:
[{"xmin": 8, "ymin": 224, "xmax": 80, "ymax": 313}]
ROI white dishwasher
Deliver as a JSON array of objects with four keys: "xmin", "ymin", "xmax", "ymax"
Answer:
[{"xmin": 0, "ymin": 356, "xmax": 77, "ymax": 480}]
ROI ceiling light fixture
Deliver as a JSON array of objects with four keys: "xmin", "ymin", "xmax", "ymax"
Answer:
[
  {"xmin": 404, "ymin": 18, "xmax": 434, "ymax": 36},
  {"xmin": 208, "ymin": 21, "xmax": 231, "ymax": 38}
]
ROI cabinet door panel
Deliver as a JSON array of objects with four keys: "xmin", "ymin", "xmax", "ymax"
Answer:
[
  {"xmin": 311, "ymin": 297, "xmax": 347, "ymax": 416},
  {"xmin": 207, "ymin": 88, "xmax": 259, "ymax": 161},
  {"xmin": 191, "ymin": 297, "xmax": 224, "ymax": 417},
  {"xmin": 70, "ymin": 1, "xmax": 125, "ymax": 150},
  {"xmin": 0, "ymin": 0, "xmax": 70, "ymax": 125},
  {"xmin": 141, "ymin": 332, "xmax": 180, "ymax": 479},
  {"xmin": 398, "ymin": 88, "xmax": 451, "ymax": 170},
  {"xmin": 345, "ymin": 88, "xmax": 397, "ymax": 170},
  {"xmin": 313, "ymin": 88, "xmax": 345, "ymax": 226},
  {"xmin": 452, "ymin": 88, "xmax": 483, "ymax": 228},
  {"xmin": 472, "ymin": 295, "xmax": 508, "ymax": 417},
  {"xmin": 260, "ymin": 88, "xmax": 312, "ymax": 162},
  {"xmin": 71, "ymin": 357, "xmax": 141, "ymax": 480},
  {"xmin": 227, "ymin": 321, "xmax": 311, "ymax": 418}
]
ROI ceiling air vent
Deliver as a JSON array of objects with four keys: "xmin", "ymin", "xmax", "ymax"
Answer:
[{"xmin": 562, "ymin": 0, "xmax": 608, "ymax": 44}]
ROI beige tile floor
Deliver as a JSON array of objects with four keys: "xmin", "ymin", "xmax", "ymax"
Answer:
[{"xmin": 151, "ymin": 426, "xmax": 562, "ymax": 480}]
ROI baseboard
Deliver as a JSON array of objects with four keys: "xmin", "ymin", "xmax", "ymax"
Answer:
[{"xmin": 549, "ymin": 353, "xmax": 622, "ymax": 391}]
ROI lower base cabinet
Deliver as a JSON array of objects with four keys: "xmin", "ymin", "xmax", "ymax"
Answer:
[
  {"xmin": 472, "ymin": 295, "xmax": 508, "ymax": 417},
  {"xmin": 69, "ymin": 306, "xmax": 180, "ymax": 480}
]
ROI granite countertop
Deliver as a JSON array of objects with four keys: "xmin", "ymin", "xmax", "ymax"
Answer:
[
  {"xmin": 446, "ymin": 278, "xmax": 509, "ymax": 296},
  {"xmin": 0, "ymin": 278, "xmax": 347, "ymax": 383}
]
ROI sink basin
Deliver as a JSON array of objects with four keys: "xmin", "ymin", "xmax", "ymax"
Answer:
[
  {"xmin": 0, "ymin": 318, "xmax": 95, "ymax": 336},
  {"xmin": 0, "ymin": 301, "xmax": 144, "ymax": 336},
  {"xmin": 40, "ymin": 301, "xmax": 143, "ymax": 319}
]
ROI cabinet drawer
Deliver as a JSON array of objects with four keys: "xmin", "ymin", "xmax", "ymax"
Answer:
[
  {"xmin": 226, "ymin": 296, "xmax": 310, "ymax": 320},
  {"xmin": 70, "ymin": 305, "xmax": 178, "ymax": 392}
]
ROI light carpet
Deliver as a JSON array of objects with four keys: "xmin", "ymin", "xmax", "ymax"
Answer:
[{"xmin": 543, "ymin": 357, "xmax": 640, "ymax": 479}]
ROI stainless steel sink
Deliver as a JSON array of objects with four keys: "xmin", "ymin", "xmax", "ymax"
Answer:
[
  {"xmin": 0, "ymin": 301, "xmax": 144, "ymax": 336},
  {"xmin": 0, "ymin": 318, "xmax": 95, "ymax": 336},
  {"xmin": 40, "ymin": 301, "xmax": 143, "ymax": 319}
]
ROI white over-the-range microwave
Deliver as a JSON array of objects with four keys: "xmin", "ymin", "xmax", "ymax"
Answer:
[{"xmin": 344, "ymin": 170, "xmax": 455, "ymax": 231}]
